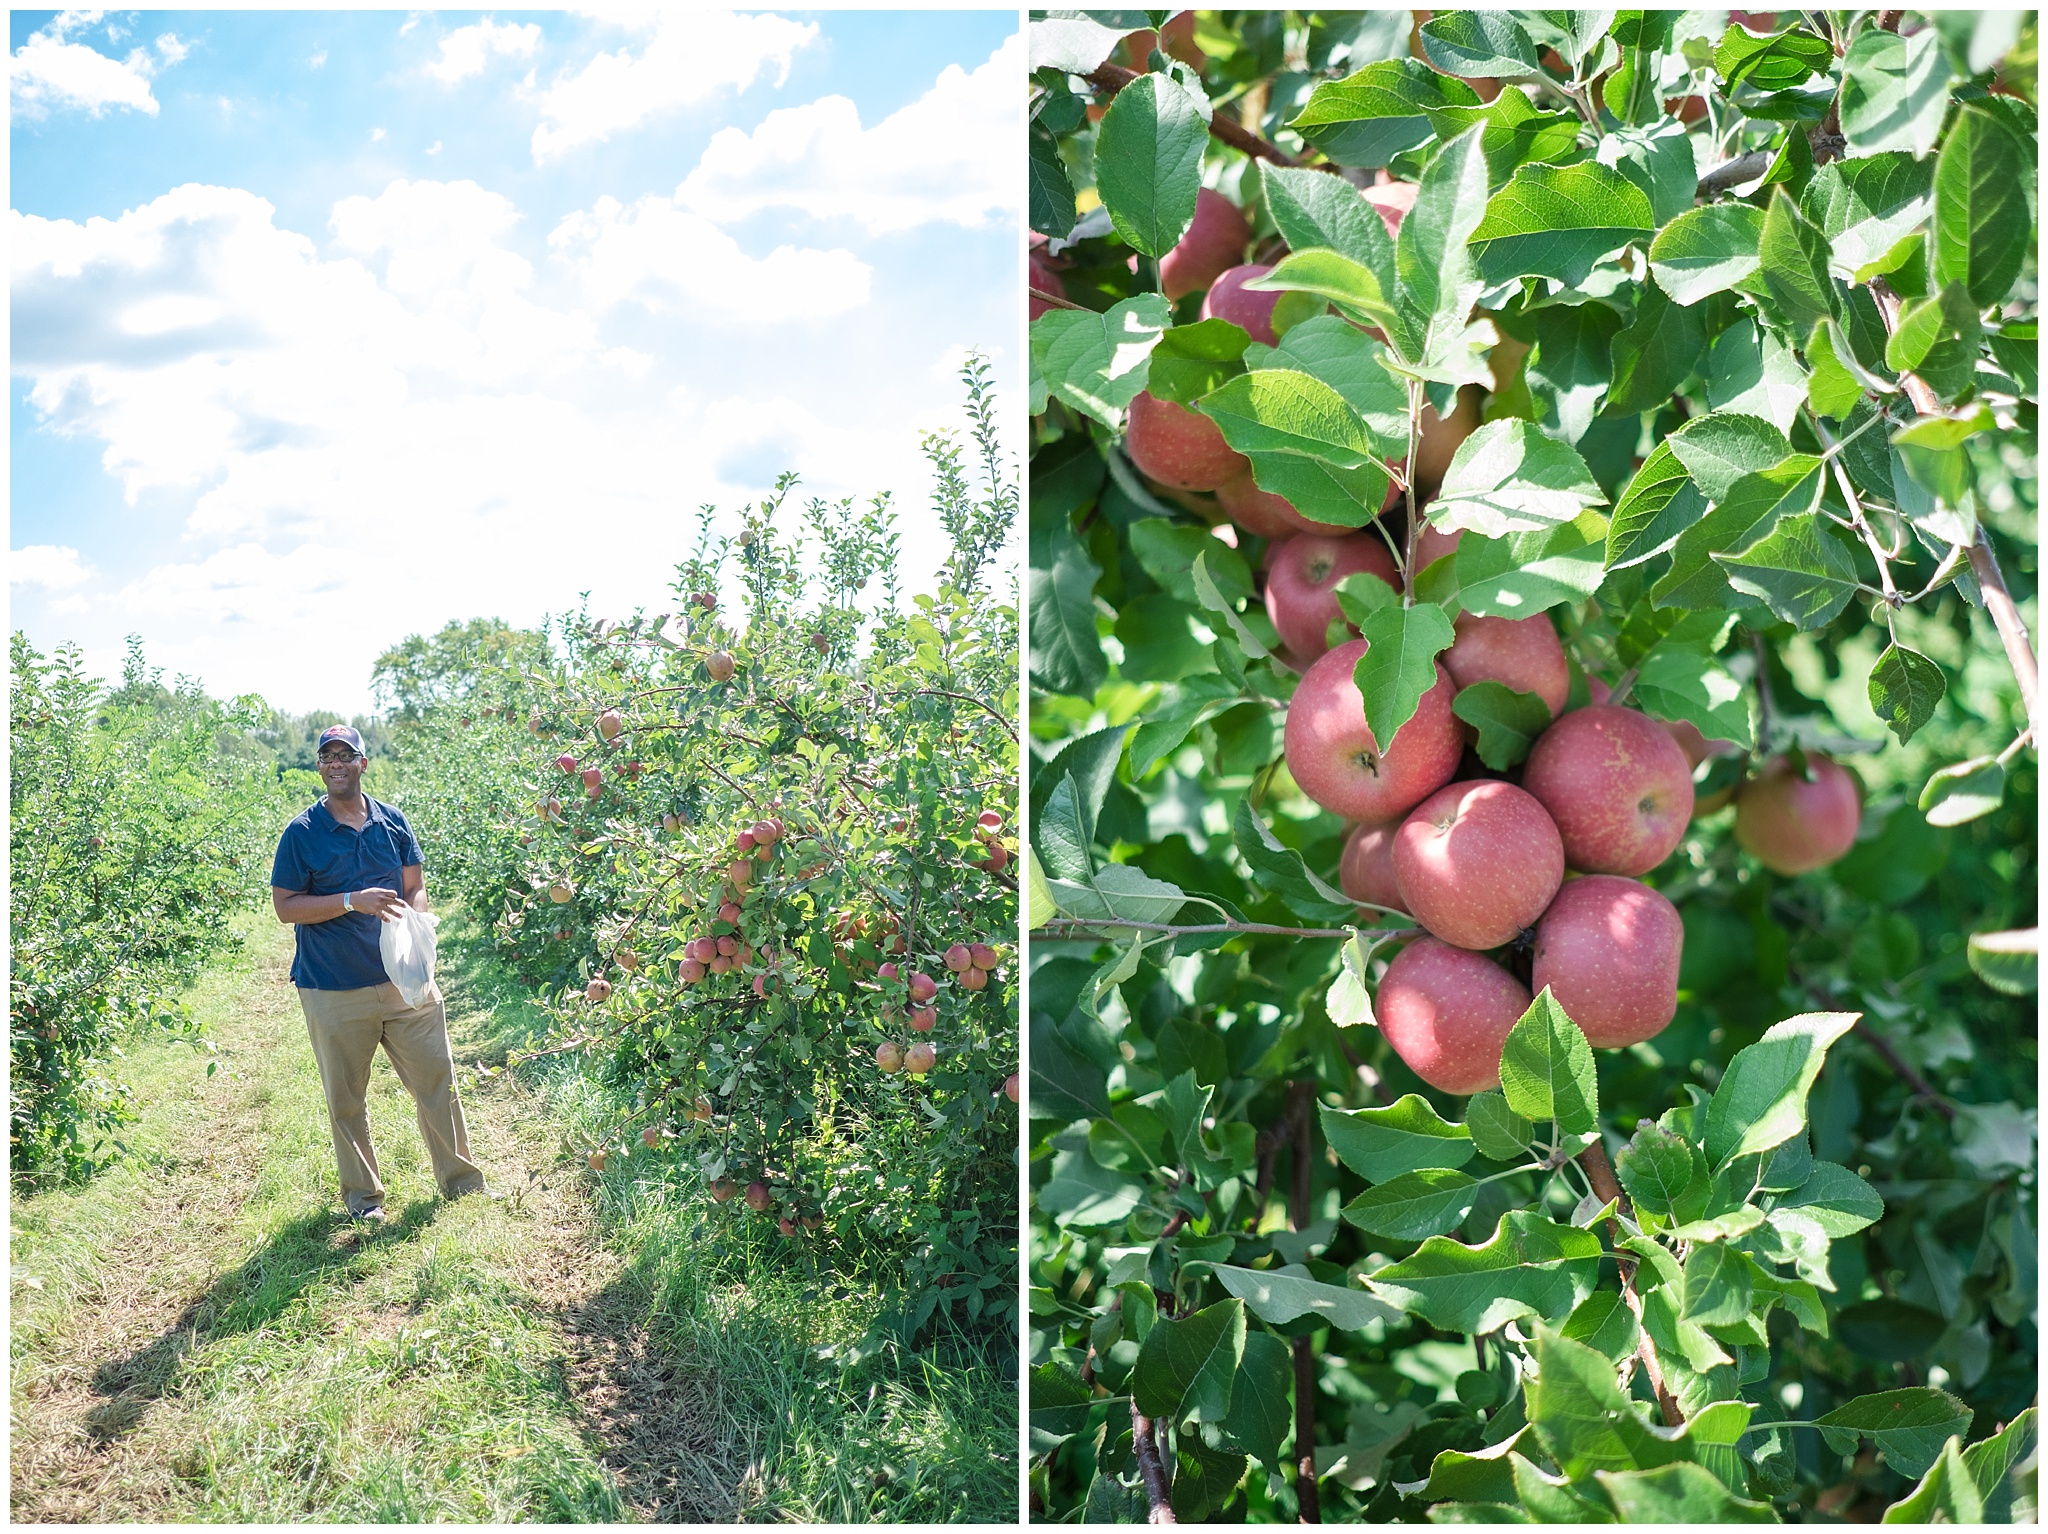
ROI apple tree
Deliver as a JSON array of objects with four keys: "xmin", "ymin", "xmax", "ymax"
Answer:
[
  {"xmin": 389, "ymin": 359, "xmax": 1020, "ymax": 1340},
  {"xmin": 1028, "ymin": 11, "xmax": 2036, "ymax": 1521}
]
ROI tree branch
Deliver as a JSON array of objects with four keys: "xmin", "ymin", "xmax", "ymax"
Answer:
[
  {"xmin": 1088, "ymin": 61, "xmax": 1307, "ymax": 167},
  {"xmin": 1131, "ymin": 1399, "xmax": 1178, "ymax": 1522},
  {"xmin": 1577, "ymin": 1139, "xmax": 1685, "ymax": 1428},
  {"xmin": 1030, "ymin": 284, "xmax": 1087, "ymax": 313},
  {"xmin": 1289, "ymin": 1080, "xmax": 1322, "ymax": 1523},
  {"xmin": 1041, "ymin": 918, "xmax": 1417, "ymax": 942}
]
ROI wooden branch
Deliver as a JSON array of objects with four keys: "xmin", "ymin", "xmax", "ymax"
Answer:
[
  {"xmin": 1030, "ymin": 284, "xmax": 1087, "ymax": 313},
  {"xmin": 1131, "ymin": 1400, "xmax": 1178, "ymax": 1523},
  {"xmin": 1289, "ymin": 1080, "xmax": 1322, "ymax": 1523},
  {"xmin": 1041, "ymin": 918, "xmax": 1417, "ymax": 942},
  {"xmin": 1087, "ymin": 61, "xmax": 1307, "ymax": 167},
  {"xmin": 1577, "ymin": 1139, "xmax": 1685, "ymax": 1428}
]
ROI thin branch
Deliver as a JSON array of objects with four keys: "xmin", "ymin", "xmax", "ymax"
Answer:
[
  {"xmin": 1030, "ymin": 284, "xmax": 1087, "ymax": 313},
  {"xmin": 1131, "ymin": 1400, "xmax": 1178, "ymax": 1523},
  {"xmin": 1289, "ymin": 1080, "xmax": 1323, "ymax": 1523},
  {"xmin": 1853, "ymin": 1020, "xmax": 1960, "ymax": 1122},
  {"xmin": 1087, "ymin": 61, "xmax": 1307, "ymax": 167},
  {"xmin": 1751, "ymin": 631, "xmax": 1776, "ymax": 750},
  {"xmin": 1577, "ymin": 1139, "xmax": 1685, "ymax": 1428},
  {"xmin": 1040, "ymin": 918, "xmax": 1418, "ymax": 942},
  {"xmin": 1969, "ymin": 531, "xmax": 2042, "ymax": 742}
]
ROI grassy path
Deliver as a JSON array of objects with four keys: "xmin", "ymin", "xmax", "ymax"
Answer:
[{"xmin": 11, "ymin": 913, "xmax": 1013, "ymax": 1522}]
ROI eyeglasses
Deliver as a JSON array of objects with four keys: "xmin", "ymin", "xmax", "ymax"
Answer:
[{"xmin": 318, "ymin": 752, "xmax": 363, "ymax": 765}]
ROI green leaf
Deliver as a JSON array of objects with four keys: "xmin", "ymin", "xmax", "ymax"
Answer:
[
  {"xmin": 1170, "ymin": 1437, "xmax": 1248, "ymax": 1521},
  {"xmin": 1261, "ymin": 164, "xmax": 1397, "ymax": 286},
  {"xmin": 1418, "ymin": 11, "xmax": 1543, "ymax": 77},
  {"xmin": 1291, "ymin": 58, "xmax": 1482, "ymax": 169},
  {"xmin": 1605, "ymin": 11, "xmax": 1675, "ymax": 128},
  {"xmin": 1706, "ymin": 319, "xmax": 1808, "ymax": 432},
  {"xmin": 1804, "ymin": 320, "xmax": 1866, "ymax": 420},
  {"xmin": 1817, "ymin": 1388, "xmax": 1974, "ymax": 1480},
  {"xmin": 1429, "ymin": 420, "xmax": 1606, "ymax": 538},
  {"xmin": 1031, "ymin": 293, "xmax": 1173, "ymax": 428},
  {"xmin": 1246, "ymin": 318, "xmax": 1409, "ymax": 451},
  {"xmin": 1714, "ymin": 512, "xmax": 1863, "ymax": 629},
  {"xmin": 1028, "ymin": 121, "xmax": 1077, "ymax": 240},
  {"xmin": 1715, "ymin": 22, "xmax": 1832, "ymax": 90},
  {"xmin": 1882, "ymin": 1435, "xmax": 1981, "ymax": 1525},
  {"xmin": 1526, "ymin": 1327, "xmax": 1682, "ymax": 1477},
  {"xmin": 1527, "ymin": 299, "xmax": 1624, "ymax": 443},
  {"xmin": 1321, "ymin": 1096, "xmax": 1475, "ymax": 1183},
  {"xmin": 1803, "ymin": 153, "xmax": 1934, "ymax": 275},
  {"xmin": 1028, "ymin": 1362, "xmax": 1093, "ymax": 1452},
  {"xmin": 1397, "ymin": 1436, "xmax": 1525, "ymax": 1504},
  {"xmin": 1652, "ymin": 455, "xmax": 1823, "ymax": 612},
  {"xmin": 1615, "ymin": 1120, "xmax": 1709, "ymax": 1220},
  {"xmin": 1932, "ymin": 104, "xmax": 2031, "ymax": 310},
  {"xmin": 1597, "ymin": 1463, "xmax": 1782, "ymax": 1522},
  {"xmin": 1094, "ymin": 72, "xmax": 1206, "ymax": 259},
  {"xmin": 1246, "ymin": 248, "xmax": 1399, "ymax": 334},
  {"xmin": 1756, "ymin": 187, "xmax": 1838, "ymax": 334},
  {"xmin": 1966, "ymin": 928, "xmax": 2039, "ymax": 997},
  {"xmin": 1773, "ymin": 1161, "xmax": 1885, "ymax": 1237},
  {"xmin": 1219, "ymin": 1331, "xmax": 1294, "ymax": 1468},
  {"xmin": 1670, "ymin": 411, "xmax": 1794, "ymax": 503},
  {"xmin": 1231, "ymin": 797, "xmax": 1355, "ymax": 918},
  {"xmin": 1369, "ymin": 1211, "xmax": 1604, "ymax": 1334},
  {"xmin": 1202, "ymin": 1263, "xmax": 1399, "ymax": 1331},
  {"xmin": 1867, "ymin": 643, "xmax": 1946, "ymax": 745},
  {"xmin": 1649, "ymin": 203, "xmax": 1766, "ymax": 306},
  {"xmin": 1632, "ymin": 646, "xmax": 1755, "ymax": 751},
  {"xmin": 1240, "ymin": 454, "xmax": 1391, "ymax": 532},
  {"xmin": 1470, "ymin": 162, "xmax": 1657, "ymax": 288},
  {"xmin": 1497, "ymin": 989, "xmax": 1598, "ymax": 1136},
  {"xmin": 1043, "ymin": 863, "xmax": 1189, "ymax": 927},
  {"xmin": 1452, "ymin": 682, "xmax": 1554, "ymax": 769},
  {"xmin": 1144, "ymin": 319, "xmax": 1251, "ymax": 406},
  {"xmin": 1423, "ymin": 88, "xmax": 1582, "ymax": 192},
  {"xmin": 1561, "ymin": 1290, "xmax": 1641, "ymax": 1364},
  {"xmin": 1465, "ymin": 1090, "xmax": 1536, "ymax": 1161},
  {"xmin": 1680, "ymin": 1242, "xmax": 1755, "ymax": 1326},
  {"xmin": 1701, "ymin": 1012, "xmax": 1859, "ymax": 1169},
  {"xmin": 1029, "ymin": 521, "xmax": 1108, "ymax": 697},
  {"xmin": 1605, "ymin": 442, "xmax": 1704, "ymax": 570},
  {"xmin": 1396, "ymin": 125, "xmax": 1493, "ymax": 371},
  {"xmin": 1840, "ymin": 27, "xmax": 1951, "ymax": 160},
  {"xmin": 1342, "ymin": 1168, "xmax": 1481, "ymax": 1241},
  {"xmin": 1041, "ymin": 1142, "xmax": 1145, "ymax": 1227},
  {"xmin": 1196, "ymin": 366, "xmax": 1383, "ymax": 469},
  {"xmin": 1601, "ymin": 117, "xmax": 1700, "ymax": 228},
  {"xmin": 1946, "ymin": 1407, "xmax": 2039, "ymax": 1522},
  {"xmin": 1919, "ymin": 754, "xmax": 2006, "ymax": 827},
  {"xmin": 1132, "ymin": 1298, "xmax": 1246, "ymax": 1425},
  {"xmin": 1456, "ymin": 511, "xmax": 1610, "ymax": 618},
  {"xmin": 1327, "ymin": 928, "xmax": 1379, "ymax": 1028},
  {"xmin": 1355, "ymin": 603, "xmax": 1457, "ymax": 749},
  {"xmin": 1607, "ymin": 281, "xmax": 1708, "ymax": 417}
]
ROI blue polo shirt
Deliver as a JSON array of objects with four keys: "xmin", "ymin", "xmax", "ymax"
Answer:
[{"xmin": 271, "ymin": 796, "xmax": 424, "ymax": 991}]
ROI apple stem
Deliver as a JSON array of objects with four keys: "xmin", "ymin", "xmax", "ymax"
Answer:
[{"xmin": 1605, "ymin": 665, "xmax": 1640, "ymax": 708}]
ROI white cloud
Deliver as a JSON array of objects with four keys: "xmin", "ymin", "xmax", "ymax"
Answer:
[
  {"xmin": 156, "ymin": 34, "xmax": 190, "ymax": 67},
  {"xmin": 11, "ymin": 545, "xmax": 95, "ymax": 590},
  {"xmin": 675, "ymin": 31, "xmax": 1021, "ymax": 236},
  {"xmin": 10, "ymin": 15, "xmax": 162, "ymax": 121},
  {"xmin": 548, "ymin": 195, "xmax": 870, "ymax": 318},
  {"xmin": 423, "ymin": 18, "xmax": 541, "ymax": 84},
  {"xmin": 9, "ymin": 176, "xmax": 989, "ymax": 710},
  {"xmin": 531, "ymin": 9, "xmax": 817, "ymax": 163},
  {"xmin": 311, "ymin": 49, "xmax": 328, "ymax": 70}
]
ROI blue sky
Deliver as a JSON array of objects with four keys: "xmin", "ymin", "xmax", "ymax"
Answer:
[{"xmin": 11, "ymin": 9, "xmax": 1020, "ymax": 713}]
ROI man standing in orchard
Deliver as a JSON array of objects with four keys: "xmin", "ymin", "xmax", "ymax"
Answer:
[{"xmin": 270, "ymin": 725, "xmax": 488, "ymax": 1225}]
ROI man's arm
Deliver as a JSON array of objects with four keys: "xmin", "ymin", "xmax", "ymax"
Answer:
[
  {"xmin": 272, "ymin": 885, "xmax": 408, "ymax": 924},
  {"xmin": 403, "ymin": 864, "xmax": 428, "ymax": 913}
]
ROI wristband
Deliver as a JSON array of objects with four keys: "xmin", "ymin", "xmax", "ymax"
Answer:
[{"xmin": 343, "ymin": 891, "xmax": 354, "ymax": 913}]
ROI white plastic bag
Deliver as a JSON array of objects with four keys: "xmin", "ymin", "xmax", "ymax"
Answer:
[{"xmin": 379, "ymin": 905, "xmax": 441, "ymax": 1007}]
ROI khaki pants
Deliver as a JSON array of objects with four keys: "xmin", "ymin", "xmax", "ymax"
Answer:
[{"xmin": 297, "ymin": 981, "xmax": 487, "ymax": 1215}]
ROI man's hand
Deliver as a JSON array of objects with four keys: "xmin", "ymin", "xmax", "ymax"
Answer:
[{"xmin": 353, "ymin": 886, "xmax": 409, "ymax": 921}]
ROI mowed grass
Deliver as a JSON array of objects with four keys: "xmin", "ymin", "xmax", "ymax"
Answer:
[{"xmin": 10, "ymin": 907, "xmax": 1017, "ymax": 1523}]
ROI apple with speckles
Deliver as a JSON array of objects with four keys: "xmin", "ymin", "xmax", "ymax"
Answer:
[
  {"xmin": 1283, "ymin": 638, "xmax": 1462, "ymax": 823},
  {"xmin": 1393, "ymin": 780, "xmax": 1564, "ymax": 951},
  {"xmin": 1521, "ymin": 705, "xmax": 1694, "ymax": 875},
  {"xmin": 1264, "ymin": 532, "xmax": 1398, "ymax": 662},
  {"xmin": 1377, "ymin": 937, "xmax": 1532, "ymax": 1095},
  {"xmin": 1530, "ymin": 876, "xmax": 1683, "ymax": 1048}
]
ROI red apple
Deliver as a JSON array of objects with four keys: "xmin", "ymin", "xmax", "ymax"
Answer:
[
  {"xmin": 1393, "ymin": 780, "xmax": 1565, "ymax": 950},
  {"xmin": 876, "ymin": 1041, "xmax": 904, "ymax": 1073},
  {"xmin": 1443, "ymin": 613, "xmax": 1570, "ymax": 718},
  {"xmin": 1377, "ymin": 937, "xmax": 1533, "ymax": 1095},
  {"xmin": 1124, "ymin": 391, "xmax": 1248, "ymax": 491},
  {"xmin": 597, "ymin": 709, "xmax": 624, "ymax": 741},
  {"xmin": 717, "ymin": 902, "xmax": 741, "ymax": 925},
  {"xmin": 585, "ymin": 976, "xmax": 612, "ymax": 1003},
  {"xmin": 581, "ymin": 766, "xmax": 603, "ymax": 791},
  {"xmin": 1360, "ymin": 179, "xmax": 1417, "ymax": 237},
  {"xmin": 709, "ymin": 1178, "xmax": 737, "ymax": 1202},
  {"xmin": 1028, "ymin": 245, "xmax": 1068, "ymax": 320},
  {"xmin": 977, "ymin": 809, "xmax": 1003, "ymax": 836},
  {"xmin": 728, "ymin": 859, "xmax": 753, "ymax": 889},
  {"xmin": 944, "ymin": 943, "xmax": 972, "ymax": 973},
  {"xmin": 1530, "ymin": 876, "xmax": 1683, "ymax": 1048},
  {"xmin": 744, "ymin": 1181, "xmax": 772, "ymax": 1212},
  {"xmin": 1264, "ymin": 532, "xmax": 1399, "ymax": 662},
  {"xmin": 1415, "ymin": 523, "xmax": 1463, "ymax": 572},
  {"xmin": 753, "ymin": 818, "xmax": 779, "ymax": 845},
  {"xmin": 962, "ymin": 967, "xmax": 989, "ymax": 991},
  {"xmin": 970, "ymin": 942, "xmax": 1000, "ymax": 969},
  {"xmin": 556, "ymin": 753, "xmax": 578, "ymax": 774},
  {"xmin": 1734, "ymin": 755, "xmax": 1862, "ymax": 874},
  {"xmin": 909, "ymin": 1006, "xmax": 937, "ymax": 1032},
  {"xmin": 909, "ymin": 972, "xmax": 938, "ymax": 1003},
  {"xmin": 778, "ymin": 1216, "xmax": 797, "ymax": 1236},
  {"xmin": 1339, "ymin": 821, "xmax": 1408, "ymax": 915},
  {"xmin": 1160, "ymin": 187, "xmax": 1251, "ymax": 300},
  {"xmin": 737, "ymin": 829, "xmax": 756, "ymax": 853},
  {"xmin": 707, "ymin": 651, "xmax": 736, "ymax": 682},
  {"xmin": 1522, "ymin": 706, "xmax": 1695, "ymax": 875},
  {"xmin": 1216, "ymin": 470, "xmax": 1310, "ymax": 539},
  {"xmin": 1200, "ymin": 263, "xmax": 1281, "ymax": 346},
  {"xmin": 905, "ymin": 1042, "xmax": 937, "ymax": 1075},
  {"xmin": 680, "ymin": 958, "xmax": 706, "ymax": 983},
  {"xmin": 1004, "ymin": 1072, "xmax": 1020, "ymax": 1104},
  {"xmin": 709, "ymin": 956, "xmax": 731, "ymax": 974},
  {"xmin": 879, "ymin": 961, "xmax": 900, "ymax": 982},
  {"xmin": 1283, "ymin": 638, "xmax": 1463, "ymax": 822}
]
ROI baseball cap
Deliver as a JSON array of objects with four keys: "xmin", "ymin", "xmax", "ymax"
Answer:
[{"xmin": 317, "ymin": 725, "xmax": 367, "ymax": 756}]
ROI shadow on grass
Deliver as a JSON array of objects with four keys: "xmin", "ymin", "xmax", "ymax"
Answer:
[
  {"xmin": 433, "ymin": 908, "xmax": 559, "ymax": 1065},
  {"xmin": 81, "ymin": 1198, "xmax": 440, "ymax": 1444}
]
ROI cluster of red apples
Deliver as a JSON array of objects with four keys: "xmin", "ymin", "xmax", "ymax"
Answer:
[{"xmin": 1087, "ymin": 178, "xmax": 1866, "ymax": 1098}]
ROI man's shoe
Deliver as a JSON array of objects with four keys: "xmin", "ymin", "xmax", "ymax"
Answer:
[{"xmin": 350, "ymin": 1207, "xmax": 388, "ymax": 1227}]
